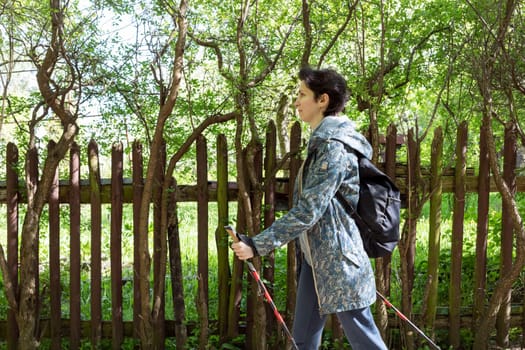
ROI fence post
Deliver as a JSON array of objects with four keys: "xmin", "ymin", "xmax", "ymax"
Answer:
[
  {"xmin": 167, "ymin": 174, "xmax": 188, "ymax": 348},
  {"xmin": 424, "ymin": 126, "xmax": 443, "ymax": 331},
  {"xmin": 27, "ymin": 145, "xmax": 40, "ymax": 341},
  {"xmin": 132, "ymin": 140, "xmax": 144, "ymax": 343},
  {"xmin": 153, "ymin": 140, "xmax": 166, "ymax": 348},
  {"xmin": 473, "ymin": 124, "xmax": 490, "ymax": 333},
  {"xmin": 6, "ymin": 143, "xmax": 19, "ymax": 350},
  {"xmin": 496, "ymin": 123, "xmax": 517, "ymax": 347},
  {"xmin": 264, "ymin": 121, "xmax": 277, "ymax": 343},
  {"xmin": 69, "ymin": 143, "xmax": 81, "ymax": 349},
  {"xmin": 216, "ymin": 133, "xmax": 230, "ymax": 343},
  {"xmin": 111, "ymin": 142, "xmax": 124, "ymax": 350},
  {"xmin": 449, "ymin": 121, "xmax": 468, "ymax": 349},
  {"xmin": 245, "ymin": 140, "xmax": 267, "ymax": 350},
  {"xmin": 228, "ymin": 174, "xmax": 245, "ymax": 339},
  {"xmin": 48, "ymin": 141, "xmax": 61, "ymax": 350},
  {"xmin": 197, "ymin": 134, "xmax": 209, "ymax": 347},
  {"xmin": 375, "ymin": 123, "xmax": 398, "ymax": 342},
  {"xmin": 286, "ymin": 121, "xmax": 301, "ymax": 344},
  {"xmin": 88, "ymin": 140, "xmax": 102, "ymax": 347},
  {"xmin": 399, "ymin": 128, "xmax": 419, "ymax": 349}
]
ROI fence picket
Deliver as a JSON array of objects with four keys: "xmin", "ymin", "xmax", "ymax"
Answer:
[
  {"xmin": 6, "ymin": 143, "xmax": 19, "ymax": 350},
  {"xmin": 110, "ymin": 142, "xmax": 123, "ymax": 349},
  {"xmin": 249, "ymin": 140, "xmax": 265, "ymax": 349},
  {"xmin": 401, "ymin": 128, "xmax": 419, "ymax": 348},
  {"xmin": 449, "ymin": 121, "xmax": 468, "ymax": 348},
  {"xmin": 497, "ymin": 123, "xmax": 517, "ymax": 346},
  {"xmin": 27, "ymin": 145, "xmax": 40, "ymax": 341},
  {"xmin": 196, "ymin": 134, "xmax": 209, "ymax": 347},
  {"xmin": 216, "ymin": 133, "xmax": 229, "ymax": 342},
  {"xmin": 264, "ymin": 121, "xmax": 277, "ymax": 341},
  {"xmin": 70, "ymin": 142, "xmax": 81, "ymax": 349},
  {"xmin": 286, "ymin": 121, "xmax": 301, "ymax": 342},
  {"xmin": 167, "ymin": 174, "xmax": 188, "ymax": 348},
  {"xmin": 153, "ymin": 140, "xmax": 166, "ymax": 348},
  {"xmin": 131, "ymin": 140, "xmax": 143, "ymax": 342},
  {"xmin": 88, "ymin": 140, "xmax": 102, "ymax": 347},
  {"xmin": 425, "ymin": 126, "xmax": 443, "ymax": 331},
  {"xmin": 473, "ymin": 125, "xmax": 490, "ymax": 333},
  {"xmin": 49, "ymin": 141, "xmax": 61, "ymax": 350},
  {"xmin": 375, "ymin": 123, "xmax": 399, "ymax": 341}
]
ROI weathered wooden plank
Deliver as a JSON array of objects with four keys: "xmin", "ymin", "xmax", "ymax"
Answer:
[
  {"xmin": 69, "ymin": 143, "xmax": 81, "ymax": 350},
  {"xmin": 400, "ymin": 129, "xmax": 419, "ymax": 349},
  {"xmin": 473, "ymin": 125, "xmax": 490, "ymax": 333},
  {"xmin": 167, "ymin": 175, "xmax": 188, "ymax": 349},
  {"xmin": 110, "ymin": 142, "xmax": 123, "ymax": 350},
  {"xmin": 3, "ymin": 310, "xmax": 522, "ymax": 340},
  {"xmin": 88, "ymin": 140, "xmax": 102, "ymax": 347},
  {"xmin": 6, "ymin": 143, "xmax": 19, "ymax": 350},
  {"xmin": 196, "ymin": 134, "xmax": 209, "ymax": 347},
  {"xmin": 425, "ymin": 126, "xmax": 443, "ymax": 330},
  {"xmin": 49, "ymin": 148, "xmax": 61, "ymax": 350},
  {"xmin": 497, "ymin": 124, "xmax": 517, "ymax": 346},
  {"xmin": 131, "ymin": 140, "xmax": 143, "ymax": 343},
  {"xmin": 27, "ymin": 145, "xmax": 40, "ymax": 341},
  {"xmin": 1, "ymin": 173, "xmax": 525, "ymax": 205},
  {"xmin": 263, "ymin": 121, "xmax": 277, "ymax": 342},
  {"xmin": 247, "ymin": 140, "xmax": 266, "ymax": 349},
  {"xmin": 375, "ymin": 123, "xmax": 398, "ymax": 342},
  {"xmin": 215, "ymin": 133, "xmax": 229, "ymax": 342},
  {"xmin": 449, "ymin": 121, "xmax": 468, "ymax": 348},
  {"xmin": 152, "ymin": 140, "xmax": 166, "ymax": 348},
  {"xmin": 286, "ymin": 121, "xmax": 301, "ymax": 347}
]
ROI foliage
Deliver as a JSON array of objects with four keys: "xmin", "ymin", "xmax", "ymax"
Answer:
[{"xmin": 1, "ymin": 0, "xmax": 523, "ymax": 163}]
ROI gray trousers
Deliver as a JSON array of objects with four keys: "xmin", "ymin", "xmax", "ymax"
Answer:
[{"xmin": 292, "ymin": 263, "xmax": 387, "ymax": 350}]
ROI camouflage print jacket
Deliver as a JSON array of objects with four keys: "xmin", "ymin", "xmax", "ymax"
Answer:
[{"xmin": 252, "ymin": 116, "xmax": 377, "ymax": 315}]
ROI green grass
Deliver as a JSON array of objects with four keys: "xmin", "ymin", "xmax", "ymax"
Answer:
[{"xmin": 0, "ymin": 202, "xmax": 227, "ymax": 322}]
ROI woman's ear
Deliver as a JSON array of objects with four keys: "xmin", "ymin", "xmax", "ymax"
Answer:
[{"xmin": 319, "ymin": 93, "xmax": 329, "ymax": 112}]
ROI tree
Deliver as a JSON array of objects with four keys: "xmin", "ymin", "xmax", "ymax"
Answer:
[
  {"xmin": 466, "ymin": 0, "xmax": 525, "ymax": 347},
  {"xmin": 96, "ymin": 1, "xmax": 236, "ymax": 348},
  {"xmin": 0, "ymin": 0, "xmax": 85, "ymax": 348},
  {"xmin": 189, "ymin": 0, "xmax": 300, "ymax": 347}
]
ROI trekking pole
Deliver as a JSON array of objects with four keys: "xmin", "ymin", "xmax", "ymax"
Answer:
[
  {"xmin": 225, "ymin": 225, "xmax": 299, "ymax": 350},
  {"xmin": 376, "ymin": 291, "xmax": 441, "ymax": 350}
]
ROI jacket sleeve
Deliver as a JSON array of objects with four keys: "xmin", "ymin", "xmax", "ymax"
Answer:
[{"xmin": 252, "ymin": 140, "xmax": 356, "ymax": 256}]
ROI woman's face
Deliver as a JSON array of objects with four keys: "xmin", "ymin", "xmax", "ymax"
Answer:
[{"xmin": 294, "ymin": 80, "xmax": 327, "ymax": 129}]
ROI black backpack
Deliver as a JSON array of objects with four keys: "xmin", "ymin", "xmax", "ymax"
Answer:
[{"xmin": 336, "ymin": 150, "xmax": 401, "ymax": 258}]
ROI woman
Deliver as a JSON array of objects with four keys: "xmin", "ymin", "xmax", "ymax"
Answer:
[{"xmin": 232, "ymin": 67, "xmax": 387, "ymax": 349}]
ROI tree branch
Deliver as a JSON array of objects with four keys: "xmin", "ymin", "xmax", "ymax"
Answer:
[{"xmin": 318, "ymin": 0, "xmax": 358, "ymax": 68}]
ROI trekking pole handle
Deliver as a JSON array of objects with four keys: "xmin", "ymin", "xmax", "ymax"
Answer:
[
  {"xmin": 224, "ymin": 225, "xmax": 239, "ymax": 243},
  {"xmin": 224, "ymin": 224, "xmax": 300, "ymax": 350}
]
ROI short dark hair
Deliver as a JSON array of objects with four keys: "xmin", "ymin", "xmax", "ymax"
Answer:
[{"xmin": 298, "ymin": 67, "xmax": 349, "ymax": 116}]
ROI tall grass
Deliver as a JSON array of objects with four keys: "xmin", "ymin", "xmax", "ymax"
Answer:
[{"xmin": 0, "ymin": 202, "xmax": 227, "ymax": 322}]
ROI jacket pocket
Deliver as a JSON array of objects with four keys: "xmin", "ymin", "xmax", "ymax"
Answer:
[{"xmin": 337, "ymin": 230, "xmax": 362, "ymax": 267}]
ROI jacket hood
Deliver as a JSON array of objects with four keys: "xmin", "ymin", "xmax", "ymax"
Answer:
[{"xmin": 308, "ymin": 116, "xmax": 372, "ymax": 159}]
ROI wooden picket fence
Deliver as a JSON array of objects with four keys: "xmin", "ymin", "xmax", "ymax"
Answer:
[{"xmin": 1, "ymin": 121, "xmax": 525, "ymax": 349}]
